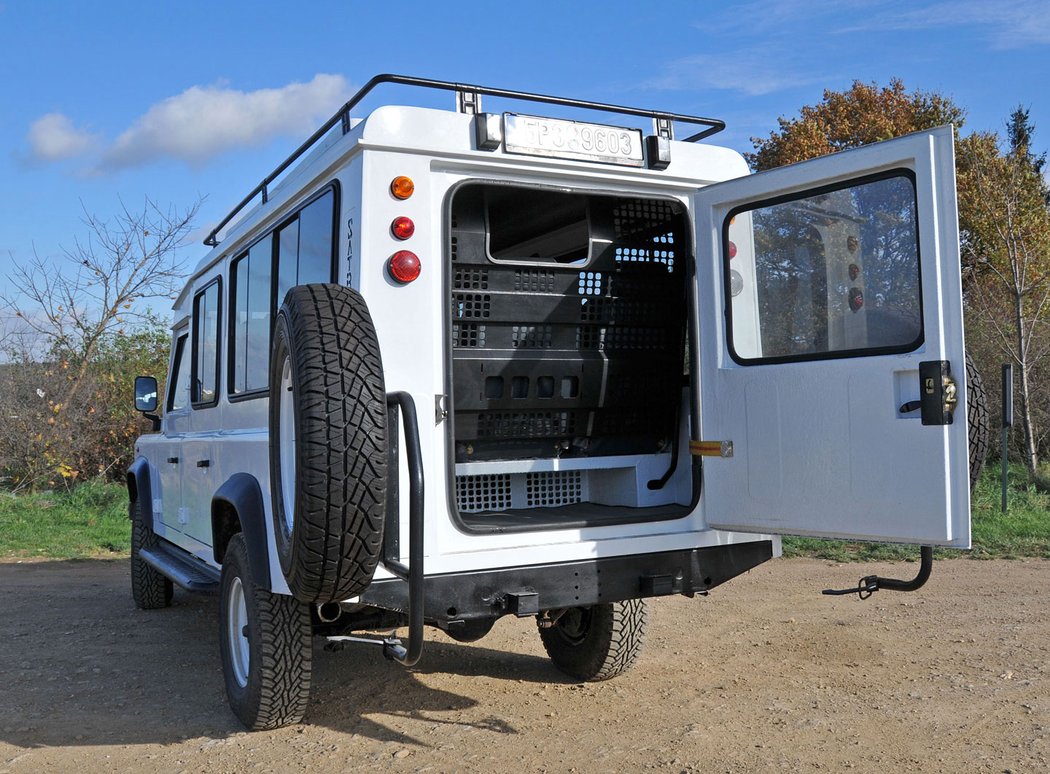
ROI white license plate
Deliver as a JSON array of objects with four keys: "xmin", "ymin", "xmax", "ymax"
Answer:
[{"xmin": 503, "ymin": 113, "xmax": 644, "ymax": 167}]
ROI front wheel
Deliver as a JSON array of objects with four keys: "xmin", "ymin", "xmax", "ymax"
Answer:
[
  {"xmin": 538, "ymin": 599, "xmax": 649, "ymax": 681},
  {"xmin": 130, "ymin": 499, "xmax": 172, "ymax": 610},
  {"xmin": 219, "ymin": 534, "xmax": 312, "ymax": 730}
]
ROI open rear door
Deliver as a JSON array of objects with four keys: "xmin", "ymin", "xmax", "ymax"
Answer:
[{"xmin": 694, "ymin": 126, "xmax": 970, "ymax": 546}]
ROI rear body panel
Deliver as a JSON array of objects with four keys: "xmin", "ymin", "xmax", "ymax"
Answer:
[{"xmin": 134, "ymin": 104, "xmax": 967, "ymax": 604}]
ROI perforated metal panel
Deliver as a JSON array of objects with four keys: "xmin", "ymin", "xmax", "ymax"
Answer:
[
  {"xmin": 525, "ymin": 471, "xmax": 582, "ymax": 507},
  {"xmin": 456, "ymin": 474, "xmax": 512, "ymax": 512},
  {"xmin": 455, "ymin": 470, "xmax": 584, "ymax": 512},
  {"xmin": 449, "ymin": 185, "xmax": 687, "ymax": 465}
]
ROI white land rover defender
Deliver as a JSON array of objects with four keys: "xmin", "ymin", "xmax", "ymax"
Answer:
[{"xmin": 130, "ymin": 75, "xmax": 985, "ymax": 730}]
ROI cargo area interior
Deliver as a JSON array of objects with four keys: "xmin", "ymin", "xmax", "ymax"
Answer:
[{"xmin": 447, "ymin": 183, "xmax": 695, "ymax": 532}]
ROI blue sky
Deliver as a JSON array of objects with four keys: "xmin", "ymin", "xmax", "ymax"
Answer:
[{"xmin": 1, "ymin": 0, "xmax": 1048, "ymax": 303}]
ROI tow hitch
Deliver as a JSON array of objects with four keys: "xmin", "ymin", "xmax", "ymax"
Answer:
[{"xmin": 821, "ymin": 546, "xmax": 933, "ymax": 600}]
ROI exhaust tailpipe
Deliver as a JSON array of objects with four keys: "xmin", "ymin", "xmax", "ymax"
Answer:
[{"xmin": 316, "ymin": 602, "xmax": 342, "ymax": 623}]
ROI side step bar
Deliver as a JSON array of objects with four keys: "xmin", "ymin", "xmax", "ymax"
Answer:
[{"xmin": 139, "ymin": 543, "xmax": 221, "ymax": 593}]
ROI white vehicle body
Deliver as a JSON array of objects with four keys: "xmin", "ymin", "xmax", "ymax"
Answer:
[{"xmin": 128, "ymin": 76, "xmax": 972, "ymax": 728}]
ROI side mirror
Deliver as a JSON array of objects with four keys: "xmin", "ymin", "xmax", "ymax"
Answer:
[
  {"xmin": 134, "ymin": 376, "xmax": 161, "ymax": 432},
  {"xmin": 134, "ymin": 376, "xmax": 159, "ymax": 412}
]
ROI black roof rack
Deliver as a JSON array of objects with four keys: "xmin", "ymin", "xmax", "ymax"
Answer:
[{"xmin": 204, "ymin": 73, "xmax": 726, "ymax": 246}]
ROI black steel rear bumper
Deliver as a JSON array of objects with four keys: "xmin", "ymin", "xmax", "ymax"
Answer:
[{"xmin": 360, "ymin": 540, "xmax": 773, "ymax": 628}]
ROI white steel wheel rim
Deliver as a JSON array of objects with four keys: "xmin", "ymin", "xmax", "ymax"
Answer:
[
  {"xmin": 227, "ymin": 577, "xmax": 250, "ymax": 688},
  {"xmin": 279, "ymin": 356, "xmax": 296, "ymax": 535}
]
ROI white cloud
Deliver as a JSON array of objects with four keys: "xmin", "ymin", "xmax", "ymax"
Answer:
[
  {"xmin": 26, "ymin": 113, "xmax": 97, "ymax": 161},
  {"xmin": 695, "ymin": 0, "xmax": 877, "ymax": 38},
  {"xmin": 101, "ymin": 74, "xmax": 352, "ymax": 170},
  {"xmin": 837, "ymin": 1, "xmax": 1050, "ymax": 49},
  {"xmin": 641, "ymin": 53, "xmax": 826, "ymax": 97},
  {"xmin": 25, "ymin": 74, "xmax": 354, "ymax": 173}
]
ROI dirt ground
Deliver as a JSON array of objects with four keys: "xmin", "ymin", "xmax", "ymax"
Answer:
[{"xmin": 0, "ymin": 558, "xmax": 1047, "ymax": 774}]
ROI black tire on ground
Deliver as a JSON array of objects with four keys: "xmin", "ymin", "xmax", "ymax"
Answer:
[
  {"xmin": 538, "ymin": 599, "xmax": 649, "ymax": 681},
  {"xmin": 269, "ymin": 284, "xmax": 388, "ymax": 604},
  {"xmin": 965, "ymin": 352, "xmax": 990, "ymax": 491},
  {"xmin": 130, "ymin": 498, "xmax": 173, "ymax": 610},
  {"xmin": 219, "ymin": 533, "xmax": 312, "ymax": 730}
]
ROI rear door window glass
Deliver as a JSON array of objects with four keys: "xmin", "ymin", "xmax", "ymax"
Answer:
[{"xmin": 726, "ymin": 172, "xmax": 922, "ymax": 363}]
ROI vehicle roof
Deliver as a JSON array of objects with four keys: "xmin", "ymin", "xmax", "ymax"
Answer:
[{"xmin": 176, "ymin": 76, "xmax": 743, "ymax": 309}]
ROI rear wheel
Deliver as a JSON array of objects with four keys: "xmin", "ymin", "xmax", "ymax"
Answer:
[
  {"xmin": 219, "ymin": 534, "xmax": 312, "ymax": 730},
  {"xmin": 130, "ymin": 499, "xmax": 172, "ymax": 610},
  {"xmin": 538, "ymin": 599, "xmax": 648, "ymax": 681}
]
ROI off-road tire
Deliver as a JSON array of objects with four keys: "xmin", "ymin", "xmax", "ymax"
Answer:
[
  {"xmin": 965, "ymin": 352, "xmax": 989, "ymax": 490},
  {"xmin": 220, "ymin": 534, "xmax": 312, "ymax": 730},
  {"xmin": 130, "ymin": 498, "xmax": 173, "ymax": 610},
  {"xmin": 538, "ymin": 599, "xmax": 649, "ymax": 681},
  {"xmin": 269, "ymin": 284, "xmax": 387, "ymax": 604}
]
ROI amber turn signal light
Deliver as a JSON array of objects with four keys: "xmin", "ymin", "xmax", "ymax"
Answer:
[{"xmin": 390, "ymin": 176, "xmax": 414, "ymax": 200}]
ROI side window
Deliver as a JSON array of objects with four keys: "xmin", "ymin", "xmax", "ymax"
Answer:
[
  {"xmin": 167, "ymin": 333, "xmax": 190, "ymax": 412},
  {"xmin": 297, "ymin": 190, "xmax": 335, "ymax": 285},
  {"xmin": 225, "ymin": 185, "xmax": 337, "ymax": 400},
  {"xmin": 275, "ymin": 189, "xmax": 334, "ymax": 310},
  {"xmin": 725, "ymin": 171, "xmax": 922, "ymax": 363},
  {"xmin": 276, "ymin": 219, "xmax": 300, "ymax": 310},
  {"xmin": 231, "ymin": 239, "xmax": 272, "ymax": 395},
  {"xmin": 192, "ymin": 280, "xmax": 221, "ymax": 406}
]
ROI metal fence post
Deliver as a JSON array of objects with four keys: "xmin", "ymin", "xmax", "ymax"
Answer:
[{"xmin": 1001, "ymin": 364, "xmax": 1013, "ymax": 513}]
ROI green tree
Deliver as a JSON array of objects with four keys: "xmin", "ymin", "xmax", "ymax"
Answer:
[
  {"xmin": 958, "ymin": 112, "xmax": 1050, "ymax": 476},
  {"xmin": 1, "ymin": 197, "xmax": 198, "ymax": 489},
  {"xmin": 749, "ymin": 82, "xmax": 1050, "ymax": 477}
]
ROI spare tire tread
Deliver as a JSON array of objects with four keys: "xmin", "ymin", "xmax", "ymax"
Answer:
[
  {"xmin": 271, "ymin": 284, "xmax": 387, "ymax": 603},
  {"xmin": 965, "ymin": 352, "xmax": 990, "ymax": 491}
]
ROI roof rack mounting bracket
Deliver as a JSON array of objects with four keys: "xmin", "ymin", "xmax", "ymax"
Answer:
[{"xmin": 457, "ymin": 88, "xmax": 481, "ymax": 115}]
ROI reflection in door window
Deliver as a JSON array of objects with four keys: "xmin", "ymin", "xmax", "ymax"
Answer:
[
  {"xmin": 167, "ymin": 333, "xmax": 190, "ymax": 412},
  {"xmin": 726, "ymin": 173, "xmax": 922, "ymax": 362},
  {"xmin": 232, "ymin": 239, "xmax": 272, "ymax": 394},
  {"xmin": 275, "ymin": 190, "xmax": 334, "ymax": 309},
  {"xmin": 192, "ymin": 281, "xmax": 220, "ymax": 405}
]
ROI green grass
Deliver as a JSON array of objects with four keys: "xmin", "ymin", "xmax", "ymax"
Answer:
[
  {"xmin": 0, "ymin": 480, "xmax": 130, "ymax": 559},
  {"xmin": 1, "ymin": 463, "xmax": 1049, "ymax": 562},
  {"xmin": 783, "ymin": 461, "xmax": 1050, "ymax": 561}
]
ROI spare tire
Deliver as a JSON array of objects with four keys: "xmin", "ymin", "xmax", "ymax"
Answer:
[
  {"xmin": 965, "ymin": 352, "xmax": 989, "ymax": 491},
  {"xmin": 269, "ymin": 284, "xmax": 387, "ymax": 603}
]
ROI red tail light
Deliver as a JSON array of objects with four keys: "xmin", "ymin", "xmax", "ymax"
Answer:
[
  {"xmin": 391, "ymin": 216, "xmax": 415, "ymax": 240},
  {"xmin": 388, "ymin": 250, "xmax": 421, "ymax": 283}
]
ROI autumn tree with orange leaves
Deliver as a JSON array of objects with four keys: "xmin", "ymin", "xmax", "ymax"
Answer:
[{"xmin": 750, "ymin": 81, "xmax": 1050, "ymax": 477}]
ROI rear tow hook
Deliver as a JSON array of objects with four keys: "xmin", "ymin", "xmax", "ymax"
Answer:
[{"xmin": 821, "ymin": 545, "xmax": 933, "ymax": 600}]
